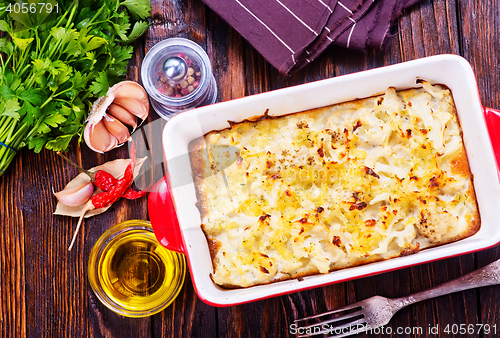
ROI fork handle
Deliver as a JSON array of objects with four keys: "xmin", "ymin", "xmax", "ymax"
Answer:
[{"xmin": 391, "ymin": 258, "xmax": 500, "ymax": 309}]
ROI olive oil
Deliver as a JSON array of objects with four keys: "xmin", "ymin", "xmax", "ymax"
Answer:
[{"xmin": 88, "ymin": 221, "xmax": 186, "ymax": 317}]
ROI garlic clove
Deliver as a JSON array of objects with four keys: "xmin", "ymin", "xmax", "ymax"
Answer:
[
  {"xmin": 113, "ymin": 97, "xmax": 149, "ymax": 120},
  {"xmin": 53, "ymin": 181, "xmax": 94, "ymax": 207},
  {"xmin": 112, "ymin": 81, "xmax": 149, "ymax": 103},
  {"xmin": 108, "ymin": 103, "xmax": 138, "ymax": 128},
  {"xmin": 85, "ymin": 81, "xmax": 149, "ymax": 153},
  {"xmin": 102, "ymin": 114, "xmax": 131, "ymax": 143},
  {"xmin": 84, "ymin": 120, "xmax": 119, "ymax": 154}
]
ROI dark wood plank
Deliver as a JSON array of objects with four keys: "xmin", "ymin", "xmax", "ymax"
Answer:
[
  {"xmin": 243, "ymin": 41, "xmax": 273, "ymax": 96},
  {"xmin": 153, "ymin": 276, "xmax": 217, "ymax": 338},
  {"xmin": 0, "ymin": 154, "xmax": 26, "ymax": 338},
  {"xmin": 459, "ymin": 0, "xmax": 500, "ymax": 334},
  {"xmin": 476, "ymin": 247, "xmax": 500, "ymax": 336},
  {"xmin": 19, "ymin": 147, "xmax": 88, "ymax": 338},
  {"xmin": 206, "ymin": 11, "xmax": 246, "ymax": 101}
]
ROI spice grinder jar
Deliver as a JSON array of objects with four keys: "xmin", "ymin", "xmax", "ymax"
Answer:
[
  {"xmin": 88, "ymin": 220, "xmax": 186, "ymax": 317},
  {"xmin": 141, "ymin": 38, "xmax": 217, "ymax": 119}
]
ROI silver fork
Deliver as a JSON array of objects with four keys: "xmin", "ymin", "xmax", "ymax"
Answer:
[{"xmin": 294, "ymin": 258, "xmax": 500, "ymax": 337}]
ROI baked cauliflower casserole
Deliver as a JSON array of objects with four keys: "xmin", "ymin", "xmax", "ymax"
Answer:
[{"xmin": 189, "ymin": 81, "xmax": 480, "ymax": 288}]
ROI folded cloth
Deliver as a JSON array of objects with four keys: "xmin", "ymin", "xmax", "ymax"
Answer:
[{"xmin": 200, "ymin": 0, "xmax": 421, "ymax": 75}]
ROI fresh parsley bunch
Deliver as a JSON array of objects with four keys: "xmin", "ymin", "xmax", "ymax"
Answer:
[{"xmin": 0, "ymin": 0, "xmax": 151, "ymax": 176}]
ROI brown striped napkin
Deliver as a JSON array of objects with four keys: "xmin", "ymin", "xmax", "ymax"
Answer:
[{"xmin": 201, "ymin": 0, "xmax": 421, "ymax": 75}]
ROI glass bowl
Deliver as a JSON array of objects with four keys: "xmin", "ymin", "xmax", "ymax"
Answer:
[{"xmin": 88, "ymin": 220, "xmax": 186, "ymax": 317}]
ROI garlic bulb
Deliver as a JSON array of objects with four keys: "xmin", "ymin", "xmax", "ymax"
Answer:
[{"xmin": 84, "ymin": 81, "xmax": 149, "ymax": 153}]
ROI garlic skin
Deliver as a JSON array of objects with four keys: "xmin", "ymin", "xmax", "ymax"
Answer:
[
  {"xmin": 85, "ymin": 81, "xmax": 149, "ymax": 153},
  {"xmin": 53, "ymin": 181, "xmax": 94, "ymax": 207}
]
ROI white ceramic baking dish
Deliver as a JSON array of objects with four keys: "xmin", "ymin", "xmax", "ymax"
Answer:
[{"xmin": 148, "ymin": 54, "xmax": 500, "ymax": 307}]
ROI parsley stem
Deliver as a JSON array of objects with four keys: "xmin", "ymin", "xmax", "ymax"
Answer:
[
  {"xmin": 0, "ymin": 116, "xmax": 7, "ymax": 129},
  {"xmin": 0, "ymin": 118, "xmax": 10, "ymax": 140},
  {"xmin": 6, "ymin": 53, "xmax": 12, "ymax": 66},
  {"xmin": 87, "ymin": 6, "xmax": 106, "ymax": 27},
  {"xmin": 0, "ymin": 120, "xmax": 28, "ymax": 175},
  {"xmin": 40, "ymin": 97, "xmax": 53, "ymax": 109},
  {"xmin": 18, "ymin": 63, "xmax": 32, "ymax": 79},
  {"xmin": 0, "ymin": 117, "xmax": 14, "ymax": 140},
  {"xmin": 25, "ymin": 118, "xmax": 43, "ymax": 141},
  {"xmin": 37, "ymin": 0, "xmax": 77, "ymax": 59},
  {"xmin": 9, "ymin": 122, "xmax": 28, "ymax": 147},
  {"xmin": 35, "ymin": 28, "xmax": 40, "ymax": 54},
  {"xmin": 65, "ymin": 0, "xmax": 79, "ymax": 29},
  {"xmin": 51, "ymin": 87, "xmax": 74, "ymax": 100},
  {"xmin": 5, "ymin": 119, "xmax": 16, "ymax": 141}
]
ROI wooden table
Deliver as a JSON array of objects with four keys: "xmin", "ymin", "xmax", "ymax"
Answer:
[{"xmin": 1, "ymin": 0, "xmax": 500, "ymax": 337}]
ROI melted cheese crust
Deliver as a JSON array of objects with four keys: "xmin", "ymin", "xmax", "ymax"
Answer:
[{"xmin": 190, "ymin": 83, "xmax": 480, "ymax": 288}]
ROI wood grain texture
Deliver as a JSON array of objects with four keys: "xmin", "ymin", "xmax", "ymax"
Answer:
[
  {"xmin": 206, "ymin": 13, "xmax": 246, "ymax": 101},
  {"xmin": 459, "ymin": 0, "xmax": 500, "ymax": 334},
  {"xmin": 0, "ymin": 154, "xmax": 26, "ymax": 338},
  {"xmin": 1, "ymin": 0, "xmax": 500, "ymax": 337}
]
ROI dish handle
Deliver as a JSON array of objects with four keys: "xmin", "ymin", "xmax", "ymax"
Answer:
[
  {"xmin": 483, "ymin": 107, "xmax": 500, "ymax": 171},
  {"xmin": 148, "ymin": 175, "xmax": 185, "ymax": 254}
]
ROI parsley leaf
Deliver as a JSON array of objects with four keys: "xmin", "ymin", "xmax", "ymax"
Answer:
[
  {"xmin": 45, "ymin": 134, "xmax": 74, "ymax": 151},
  {"xmin": 123, "ymin": 21, "xmax": 149, "ymax": 44},
  {"xmin": 28, "ymin": 136, "xmax": 49, "ymax": 153},
  {"xmin": 19, "ymin": 89, "xmax": 44, "ymax": 105},
  {"xmin": 121, "ymin": 0, "xmax": 152, "ymax": 20},
  {"xmin": 81, "ymin": 35, "xmax": 108, "ymax": 53},
  {"xmin": 89, "ymin": 71, "xmax": 109, "ymax": 97},
  {"xmin": 0, "ymin": 99, "xmax": 21, "ymax": 120},
  {"xmin": 0, "ymin": 85, "xmax": 15, "ymax": 100}
]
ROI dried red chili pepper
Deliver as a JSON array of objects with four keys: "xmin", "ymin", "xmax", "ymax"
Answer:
[
  {"xmin": 57, "ymin": 151, "xmax": 148, "ymax": 199},
  {"xmin": 92, "ymin": 169, "xmax": 149, "ymax": 200},
  {"xmin": 123, "ymin": 184, "xmax": 151, "ymax": 199},
  {"xmin": 68, "ymin": 141, "xmax": 138, "ymax": 251},
  {"xmin": 93, "ymin": 170, "xmax": 117, "ymax": 190},
  {"xmin": 90, "ymin": 144, "xmax": 136, "ymax": 209}
]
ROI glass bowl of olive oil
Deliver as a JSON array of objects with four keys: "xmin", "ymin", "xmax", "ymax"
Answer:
[{"xmin": 88, "ymin": 220, "xmax": 186, "ymax": 317}]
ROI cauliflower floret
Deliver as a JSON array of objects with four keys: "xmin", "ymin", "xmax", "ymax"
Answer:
[{"xmin": 416, "ymin": 205, "xmax": 457, "ymax": 243}]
